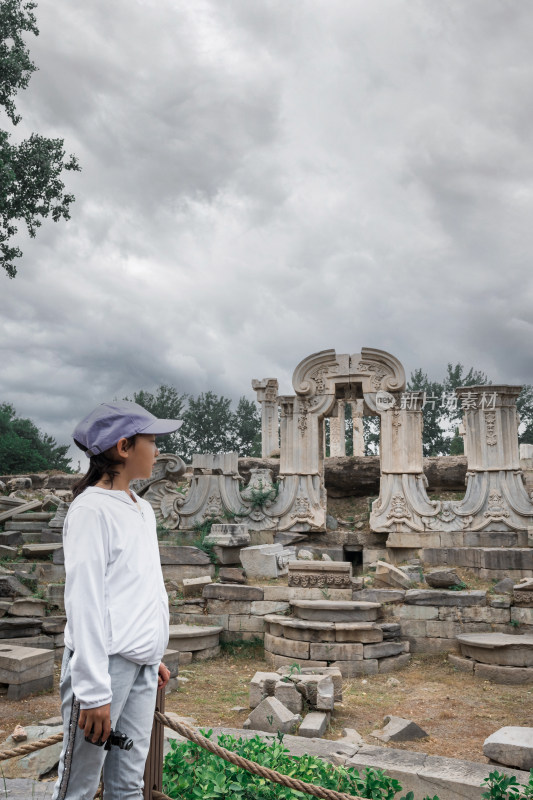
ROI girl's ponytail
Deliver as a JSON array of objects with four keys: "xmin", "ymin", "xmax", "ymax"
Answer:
[{"xmin": 72, "ymin": 437, "xmax": 137, "ymax": 498}]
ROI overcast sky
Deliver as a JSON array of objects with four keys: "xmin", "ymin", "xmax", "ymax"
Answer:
[{"xmin": 2, "ymin": 0, "xmax": 533, "ymax": 459}]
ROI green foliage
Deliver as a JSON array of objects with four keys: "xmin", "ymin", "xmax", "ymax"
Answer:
[
  {"xmin": 219, "ymin": 638, "xmax": 264, "ymax": 659},
  {"xmin": 0, "ymin": 403, "xmax": 72, "ymax": 472},
  {"xmin": 1, "ymin": 0, "xmax": 80, "ymax": 278},
  {"xmin": 481, "ymin": 769, "xmax": 533, "ymax": 799},
  {"xmin": 449, "ymin": 427, "xmax": 464, "ymax": 456},
  {"xmin": 517, "ymin": 385, "xmax": 533, "ymax": 446},
  {"xmin": 163, "ymin": 731, "xmax": 406, "ymax": 799},
  {"xmin": 132, "ymin": 386, "xmax": 261, "ymax": 462},
  {"xmin": 243, "ymin": 479, "xmax": 280, "ymax": 511}
]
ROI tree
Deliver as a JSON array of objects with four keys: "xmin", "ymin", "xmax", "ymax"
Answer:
[
  {"xmin": 232, "ymin": 396, "xmax": 261, "ymax": 457},
  {"xmin": 179, "ymin": 391, "xmax": 237, "ymax": 463},
  {"xmin": 1, "ymin": 0, "xmax": 80, "ymax": 278},
  {"xmin": 0, "ymin": 402, "xmax": 72, "ymax": 472},
  {"xmin": 127, "ymin": 385, "xmax": 187, "ymax": 455},
  {"xmin": 517, "ymin": 385, "xmax": 533, "ymax": 445}
]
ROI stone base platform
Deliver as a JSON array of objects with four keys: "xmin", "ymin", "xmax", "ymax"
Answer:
[
  {"xmin": 263, "ymin": 601, "xmax": 410, "ymax": 677},
  {"xmin": 420, "ymin": 546, "xmax": 533, "ymax": 580},
  {"xmin": 451, "ymin": 632, "xmax": 533, "ymax": 684},
  {"xmin": 167, "ymin": 624, "xmax": 222, "ymax": 662}
]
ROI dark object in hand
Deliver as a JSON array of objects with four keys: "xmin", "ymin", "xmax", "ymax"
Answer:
[{"xmin": 85, "ymin": 727, "xmax": 134, "ymax": 751}]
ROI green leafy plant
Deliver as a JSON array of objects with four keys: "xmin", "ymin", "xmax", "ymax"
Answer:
[
  {"xmin": 481, "ymin": 769, "xmax": 533, "ymax": 799},
  {"xmin": 449, "ymin": 581, "xmax": 467, "ymax": 591},
  {"xmin": 163, "ymin": 731, "xmax": 406, "ymax": 799},
  {"xmin": 242, "ymin": 479, "xmax": 280, "ymax": 512},
  {"xmin": 510, "ymin": 619, "xmax": 521, "ymax": 629}
]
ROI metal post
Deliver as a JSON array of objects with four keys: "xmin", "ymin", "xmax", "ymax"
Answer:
[{"xmin": 143, "ymin": 687, "xmax": 165, "ymax": 799}]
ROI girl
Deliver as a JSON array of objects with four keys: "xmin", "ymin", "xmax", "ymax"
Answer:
[{"xmin": 52, "ymin": 401, "xmax": 182, "ymax": 800}]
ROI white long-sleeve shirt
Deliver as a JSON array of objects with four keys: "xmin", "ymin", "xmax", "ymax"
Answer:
[{"xmin": 62, "ymin": 486, "xmax": 169, "ymax": 709}]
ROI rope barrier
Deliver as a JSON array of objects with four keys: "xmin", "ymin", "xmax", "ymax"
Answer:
[
  {"xmin": 0, "ymin": 711, "xmax": 368, "ymax": 800},
  {"xmin": 0, "ymin": 732, "xmax": 63, "ymax": 761},
  {"xmin": 155, "ymin": 711, "xmax": 367, "ymax": 800}
]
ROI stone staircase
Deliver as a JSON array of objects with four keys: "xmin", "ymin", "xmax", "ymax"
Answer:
[{"xmin": 263, "ymin": 599, "xmax": 410, "ymax": 677}]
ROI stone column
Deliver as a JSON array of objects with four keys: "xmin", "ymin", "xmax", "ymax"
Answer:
[
  {"xmin": 351, "ymin": 399, "xmax": 365, "ymax": 456},
  {"xmin": 329, "ymin": 400, "xmax": 346, "ymax": 457},
  {"xmin": 252, "ymin": 378, "xmax": 279, "ymax": 458},
  {"xmin": 454, "ymin": 385, "xmax": 533, "ymax": 530}
]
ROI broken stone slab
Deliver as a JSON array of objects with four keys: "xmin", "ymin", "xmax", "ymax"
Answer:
[
  {"xmin": 182, "ymin": 576, "xmax": 212, "ymax": 597},
  {"xmin": 380, "ymin": 623, "xmax": 402, "ymax": 640},
  {"xmin": 340, "ymin": 728, "xmax": 364, "ymax": 747},
  {"xmin": 205, "ymin": 523, "xmax": 250, "ymax": 547},
  {"xmin": 203, "ymin": 583, "xmax": 263, "ymax": 601},
  {"xmin": 274, "ymin": 680, "xmax": 303, "ymax": 714},
  {"xmin": 299, "ymin": 711, "xmax": 328, "ymax": 738},
  {"xmin": 277, "ymin": 666, "xmax": 342, "ymax": 701},
  {"xmin": 291, "ymin": 600, "xmax": 380, "ymax": 623},
  {"xmin": 0, "ymin": 645, "xmax": 54, "ymax": 686},
  {"xmin": 374, "ymin": 561, "xmax": 411, "ymax": 590},
  {"xmin": 240, "ymin": 544, "xmax": 287, "ymax": 579},
  {"xmin": 0, "ymin": 545, "xmax": 18, "ymax": 559},
  {"xmin": 0, "ymin": 500, "xmax": 42, "ymax": 524},
  {"xmin": 0, "ymin": 575, "xmax": 32, "ymax": 599},
  {"xmin": 8, "ymin": 599, "xmax": 47, "ymax": 618},
  {"xmin": 0, "ymin": 531, "xmax": 23, "ymax": 546},
  {"xmin": 404, "ymin": 589, "xmax": 486, "ymax": 607},
  {"xmin": 249, "ymin": 671, "xmax": 280, "ymax": 708},
  {"xmin": 378, "ymin": 653, "xmax": 411, "ymax": 673},
  {"xmin": 356, "ymin": 589, "xmax": 406, "ymax": 604},
  {"xmin": 243, "ymin": 696, "xmax": 301, "ymax": 735},
  {"xmin": 457, "ymin": 633, "xmax": 533, "ymax": 667},
  {"xmin": 483, "ymin": 727, "xmax": 533, "ymax": 770},
  {"xmin": 492, "ymin": 577, "xmax": 516, "ymax": 594},
  {"xmin": 0, "ymin": 725, "xmax": 62, "ymax": 778},
  {"xmin": 425, "ymin": 570, "xmax": 463, "ymax": 589},
  {"xmin": 371, "ymin": 716, "xmax": 428, "ymax": 743},
  {"xmin": 21, "ymin": 543, "xmax": 62, "ymax": 560}
]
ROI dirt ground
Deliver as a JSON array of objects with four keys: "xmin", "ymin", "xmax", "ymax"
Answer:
[{"xmin": 1, "ymin": 648, "xmax": 530, "ymax": 765}]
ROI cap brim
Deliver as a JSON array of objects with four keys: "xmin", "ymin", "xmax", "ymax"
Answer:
[{"xmin": 139, "ymin": 419, "xmax": 183, "ymax": 435}]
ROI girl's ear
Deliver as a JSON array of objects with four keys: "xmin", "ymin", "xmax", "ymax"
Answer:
[{"xmin": 116, "ymin": 438, "xmax": 130, "ymax": 457}]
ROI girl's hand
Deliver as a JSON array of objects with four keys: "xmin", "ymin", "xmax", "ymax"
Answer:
[
  {"xmin": 78, "ymin": 703, "xmax": 112, "ymax": 743},
  {"xmin": 158, "ymin": 662, "xmax": 171, "ymax": 689}
]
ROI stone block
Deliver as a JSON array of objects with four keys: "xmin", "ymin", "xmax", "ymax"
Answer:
[
  {"xmin": 212, "ymin": 545, "xmax": 244, "ymax": 565},
  {"xmin": 7, "ymin": 674, "xmax": 54, "ymax": 699},
  {"xmin": 21, "ymin": 543, "xmax": 62, "ymax": 559},
  {"xmin": 483, "ymin": 727, "xmax": 533, "ymax": 770},
  {"xmin": 167, "ymin": 624, "xmax": 222, "ymax": 652},
  {"xmin": 228, "ymin": 615, "xmax": 265, "ymax": 632},
  {"xmin": 0, "ymin": 545, "xmax": 18, "ymax": 559},
  {"xmin": 299, "ymin": 712, "xmax": 328, "ymax": 738},
  {"xmin": 161, "ymin": 564, "xmax": 215, "ymax": 584},
  {"xmin": 364, "ymin": 642, "xmax": 405, "ymax": 659},
  {"xmin": 448, "ymin": 654, "xmax": 474, "ymax": 673},
  {"xmin": 374, "ymin": 561, "xmax": 411, "ymax": 589},
  {"xmin": 288, "ymin": 560, "xmax": 352, "ymax": 590},
  {"xmin": 292, "ymin": 600, "xmax": 380, "ymax": 623},
  {"xmin": 219, "ymin": 567, "xmax": 247, "ymax": 584},
  {"xmin": 0, "ymin": 575, "xmax": 32, "ymax": 599},
  {"xmin": 335, "ymin": 623, "xmax": 383, "ymax": 643},
  {"xmin": 163, "ymin": 649, "xmax": 180, "ymax": 678},
  {"xmin": 408, "ymin": 637, "xmax": 458, "ymax": 655},
  {"xmin": 371, "ymin": 715, "xmax": 428, "ymax": 743},
  {"xmin": 399, "ymin": 606, "xmax": 439, "ymax": 621},
  {"xmin": 274, "ymin": 680, "xmax": 303, "ymax": 714},
  {"xmin": 475, "ymin": 662, "xmax": 533, "ymax": 684},
  {"xmin": 178, "ymin": 651, "xmax": 193, "ymax": 665},
  {"xmin": 438, "ymin": 606, "xmax": 510, "ymax": 624},
  {"xmin": 378, "ymin": 654, "xmax": 411, "ymax": 673},
  {"xmin": 182, "ymin": 576, "xmax": 212, "ymax": 597},
  {"xmin": 208, "ymin": 600, "xmax": 252, "ymax": 615},
  {"xmin": 404, "ymin": 589, "xmax": 486, "ymax": 607},
  {"xmin": 289, "ymin": 587, "xmax": 353, "ymax": 601},
  {"xmin": 380, "ymin": 623, "xmax": 402, "ymax": 639},
  {"xmin": 356, "ymin": 589, "xmax": 406, "ymax": 604},
  {"xmin": 240, "ymin": 544, "xmax": 285, "ymax": 579},
  {"xmin": 243, "ymin": 696, "xmax": 301, "ymax": 734},
  {"xmin": 0, "ymin": 617, "xmax": 42, "ymax": 638},
  {"xmin": 262, "ymin": 586, "xmax": 290, "ymax": 602},
  {"xmin": 331, "ymin": 659, "xmax": 378, "ymax": 677},
  {"xmin": 0, "ymin": 644, "xmax": 54, "ymax": 681},
  {"xmin": 0, "ymin": 531, "xmax": 23, "ymax": 546},
  {"xmin": 265, "ymin": 616, "xmax": 336, "ymax": 642},
  {"xmin": 192, "ymin": 645, "xmax": 221, "ymax": 661},
  {"xmin": 457, "ymin": 633, "xmax": 533, "ymax": 667},
  {"xmin": 399, "ymin": 620, "xmax": 427, "ymax": 637},
  {"xmin": 251, "ymin": 601, "xmax": 290, "ymax": 616},
  {"xmin": 249, "ymin": 530, "xmax": 275, "ymax": 545},
  {"xmin": 315, "ymin": 675, "xmax": 335, "ymax": 710},
  {"xmin": 249, "ymin": 671, "xmax": 280, "ymax": 708},
  {"xmin": 206, "ymin": 524, "xmax": 250, "ymax": 547},
  {"xmin": 8, "ymin": 599, "xmax": 46, "ymax": 618},
  {"xmin": 264, "ymin": 652, "xmax": 327, "ymax": 670},
  {"xmin": 46, "ymin": 583, "xmax": 65, "ymax": 610},
  {"xmin": 511, "ymin": 607, "xmax": 533, "ymax": 625},
  {"xmin": 159, "ymin": 546, "xmax": 212, "ymax": 566},
  {"xmin": 425, "ymin": 570, "xmax": 462, "ymax": 589},
  {"xmin": 489, "ymin": 595, "xmax": 512, "ymax": 609},
  {"xmin": 264, "ymin": 632, "xmax": 310, "ymax": 659},
  {"xmin": 203, "ymin": 583, "xmax": 263, "ymax": 601},
  {"xmin": 309, "ymin": 642, "xmax": 363, "ymax": 661}
]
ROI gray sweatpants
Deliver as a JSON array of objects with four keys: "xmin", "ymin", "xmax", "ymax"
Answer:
[{"xmin": 52, "ymin": 649, "xmax": 159, "ymax": 800}]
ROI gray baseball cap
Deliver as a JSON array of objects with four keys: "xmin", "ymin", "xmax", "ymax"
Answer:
[{"xmin": 73, "ymin": 401, "xmax": 183, "ymax": 457}]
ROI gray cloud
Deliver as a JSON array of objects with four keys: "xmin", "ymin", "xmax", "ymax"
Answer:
[{"xmin": 2, "ymin": 0, "xmax": 533, "ymax": 459}]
